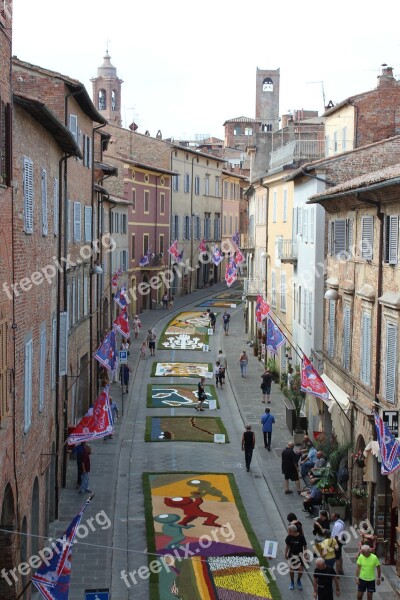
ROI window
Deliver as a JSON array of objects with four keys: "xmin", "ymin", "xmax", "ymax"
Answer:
[
  {"xmin": 69, "ymin": 114, "xmax": 78, "ymax": 141},
  {"xmin": 280, "ymin": 272, "xmax": 286, "ymax": 312},
  {"xmin": 343, "ymin": 304, "xmax": 351, "ymax": 370},
  {"xmin": 223, "ymin": 215, "xmax": 227, "ymax": 235},
  {"xmin": 121, "ymin": 250, "xmax": 128, "ymax": 272},
  {"xmin": 111, "ymin": 90, "xmax": 116, "ymax": 111},
  {"xmin": 24, "ymin": 337, "xmax": 33, "ymax": 433},
  {"xmin": 171, "ymin": 214, "xmax": 179, "ymax": 240},
  {"xmin": 83, "ymin": 274, "xmax": 89, "ymax": 316},
  {"xmin": 53, "ymin": 179, "xmax": 59, "ymax": 235},
  {"xmin": 143, "ymin": 234, "xmax": 149, "ymax": 255},
  {"xmin": 59, "ymin": 312, "xmax": 68, "ymax": 376},
  {"xmin": 244, "ymin": 127, "xmax": 253, "ymax": 135},
  {"xmin": 194, "ymin": 176, "xmax": 200, "ymax": 195},
  {"xmin": 71, "ymin": 278, "xmax": 76, "ymax": 325},
  {"xmin": 235, "ymin": 216, "xmax": 238, "ymax": 233},
  {"xmin": 159, "ymin": 234, "xmax": 164, "ymax": 255},
  {"xmin": 328, "ymin": 300, "xmax": 335, "ymax": 358},
  {"xmin": 330, "ymin": 219, "xmax": 346, "ymax": 257},
  {"xmin": 205, "ymin": 175, "xmax": 210, "ymax": 196},
  {"xmin": 0, "ymin": 320, "xmax": 8, "ymax": 418},
  {"xmin": 272, "ymin": 192, "xmax": 277, "ymax": 223},
  {"xmin": 307, "ymin": 290, "xmax": 312, "ymax": 332},
  {"xmin": 223, "ymin": 181, "xmax": 228, "ymax": 199},
  {"xmin": 204, "ymin": 213, "xmax": 211, "ymax": 239},
  {"xmin": 83, "ymin": 135, "xmax": 91, "ymax": 168},
  {"xmin": 333, "ymin": 131, "xmax": 338, "ymax": 153},
  {"xmin": 303, "ymin": 287, "xmax": 307, "ymax": 327},
  {"xmin": 144, "ymin": 190, "xmax": 150, "ymax": 213},
  {"xmin": 229, "ymin": 216, "xmax": 233, "ymax": 235},
  {"xmin": 0, "ymin": 98, "xmax": 11, "ymax": 187},
  {"xmin": 215, "ymin": 176, "xmax": 220, "ymax": 198},
  {"xmin": 184, "ymin": 215, "xmax": 191, "ymax": 240},
  {"xmin": 283, "ymin": 190, "xmax": 288, "ymax": 222},
  {"xmin": 214, "ymin": 214, "xmax": 220, "ymax": 240},
  {"xmin": 160, "ymin": 193, "xmax": 165, "ymax": 215},
  {"xmin": 309, "ymin": 207, "xmax": 315, "ymax": 243},
  {"xmin": 297, "ymin": 206, "xmax": 302, "ymax": 236},
  {"xmin": 73, "ymin": 202, "xmax": 81, "ymax": 242},
  {"xmin": 41, "ymin": 169, "xmax": 48, "ymax": 236},
  {"xmin": 132, "ymin": 189, "xmax": 136, "ymax": 212},
  {"xmin": 67, "ymin": 200, "xmax": 71, "ymax": 242},
  {"xmin": 271, "ymin": 272, "xmax": 276, "ymax": 308},
  {"xmin": 98, "ymin": 89, "xmax": 106, "ymax": 110},
  {"xmin": 51, "ymin": 318, "xmax": 56, "ymax": 390},
  {"xmin": 131, "ymin": 234, "xmax": 135, "ymax": 260},
  {"xmin": 23, "ymin": 157, "xmax": 34, "ymax": 234},
  {"xmin": 195, "ymin": 216, "xmax": 201, "ymax": 240},
  {"xmin": 172, "ymin": 175, "xmax": 179, "ymax": 192},
  {"xmin": 84, "ymin": 206, "xmax": 92, "ymax": 242},
  {"xmin": 121, "ymin": 213, "xmax": 127, "ymax": 234},
  {"xmin": 184, "ymin": 173, "xmax": 190, "ymax": 193},
  {"xmin": 298, "ymin": 286, "xmax": 302, "ymax": 324},
  {"xmin": 360, "ymin": 312, "xmax": 371, "ymax": 385},
  {"xmin": 361, "ymin": 216, "xmax": 374, "ymax": 260},
  {"xmin": 38, "ymin": 326, "xmax": 46, "ymax": 413},
  {"xmin": 342, "ymin": 127, "xmax": 347, "ymax": 152},
  {"xmin": 76, "ymin": 275, "xmax": 81, "ymax": 320},
  {"xmin": 384, "ymin": 215, "xmax": 399, "ymax": 265},
  {"xmin": 303, "ymin": 208, "xmax": 308, "ymax": 242},
  {"xmin": 384, "ymin": 321, "xmax": 397, "ymax": 404},
  {"xmin": 325, "ymin": 135, "xmax": 330, "ymax": 155}
]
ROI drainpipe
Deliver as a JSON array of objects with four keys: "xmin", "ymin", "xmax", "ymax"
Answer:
[
  {"xmin": 374, "ymin": 201, "xmax": 384, "ymax": 405},
  {"xmin": 169, "ymin": 148, "xmax": 175, "ymax": 297},
  {"xmin": 190, "ymin": 156, "xmax": 196, "ymax": 294},
  {"xmin": 260, "ymin": 179, "xmax": 270, "ymax": 299}
]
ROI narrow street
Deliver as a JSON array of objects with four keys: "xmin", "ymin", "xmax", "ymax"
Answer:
[{"xmin": 53, "ymin": 282, "xmax": 396, "ymax": 600}]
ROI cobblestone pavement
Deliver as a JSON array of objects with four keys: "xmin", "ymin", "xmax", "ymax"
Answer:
[{"xmin": 51, "ymin": 282, "xmax": 397, "ymax": 599}]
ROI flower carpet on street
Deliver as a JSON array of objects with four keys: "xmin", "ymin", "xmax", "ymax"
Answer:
[
  {"xmin": 145, "ymin": 416, "xmax": 229, "ymax": 442},
  {"xmin": 214, "ymin": 291, "xmax": 243, "ymax": 300},
  {"xmin": 158, "ymin": 311, "xmax": 218, "ymax": 351},
  {"xmin": 197, "ymin": 299, "xmax": 241, "ymax": 308},
  {"xmin": 147, "ymin": 384, "xmax": 218, "ymax": 408},
  {"xmin": 143, "ymin": 472, "xmax": 274, "ymax": 600},
  {"xmin": 152, "ymin": 362, "xmax": 213, "ymax": 378}
]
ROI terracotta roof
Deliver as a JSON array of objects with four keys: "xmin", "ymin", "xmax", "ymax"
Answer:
[
  {"xmin": 322, "ymin": 89, "xmax": 373, "ymax": 117},
  {"xmin": 223, "ymin": 116, "xmax": 261, "ymax": 125},
  {"xmin": 309, "ymin": 163, "xmax": 400, "ymax": 201}
]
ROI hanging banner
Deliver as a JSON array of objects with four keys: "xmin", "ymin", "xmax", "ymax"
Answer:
[
  {"xmin": 266, "ymin": 316, "xmax": 286, "ymax": 354},
  {"xmin": 300, "ymin": 355, "xmax": 329, "ymax": 400}
]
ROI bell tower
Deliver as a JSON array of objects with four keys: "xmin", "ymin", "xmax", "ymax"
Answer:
[
  {"xmin": 255, "ymin": 68, "xmax": 280, "ymax": 133},
  {"xmin": 91, "ymin": 51, "xmax": 123, "ymax": 126}
]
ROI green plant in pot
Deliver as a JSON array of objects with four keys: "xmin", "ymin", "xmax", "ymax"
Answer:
[
  {"xmin": 266, "ymin": 357, "xmax": 279, "ymax": 383},
  {"xmin": 315, "ymin": 467, "xmax": 336, "ymax": 493}
]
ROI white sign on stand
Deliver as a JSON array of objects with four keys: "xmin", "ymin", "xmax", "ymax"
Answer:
[
  {"xmin": 202, "ymin": 344, "xmax": 210, "ymax": 352},
  {"xmin": 263, "ymin": 540, "xmax": 278, "ymax": 558},
  {"xmin": 214, "ymin": 434, "xmax": 225, "ymax": 444},
  {"xmin": 208, "ymin": 400, "xmax": 217, "ymax": 410},
  {"xmin": 208, "ymin": 328, "xmax": 214, "ymax": 335}
]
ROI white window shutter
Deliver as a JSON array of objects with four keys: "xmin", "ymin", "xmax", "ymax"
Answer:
[
  {"xmin": 73, "ymin": 201, "xmax": 81, "ymax": 242},
  {"xmin": 171, "ymin": 215, "xmax": 176, "ymax": 241},
  {"xmin": 343, "ymin": 305, "xmax": 351, "ymax": 370},
  {"xmin": 385, "ymin": 322, "xmax": 397, "ymax": 403},
  {"xmin": 51, "ymin": 318, "xmax": 56, "ymax": 389},
  {"xmin": 77, "ymin": 277, "xmax": 81, "ymax": 321},
  {"xmin": 23, "ymin": 157, "xmax": 34, "ymax": 234},
  {"xmin": 280, "ymin": 272, "xmax": 286, "ymax": 311},
  {"xmin": 303, "ymin": 209, "xmax": 308, "ymax": 241},
  {"xmin": 84, "ymin": 206, "xmax": 92, "ymax": 242},
  {"xmin": 334, "ymin": 220, "xmax": 346, "ymax": 256},
  {"xmin": 59, "ymin": 312, "xmax": 68, "ymax": 376},
  {"xmin": 308, "ymin": 290, "xmax": 312, "ymax": 331},
  {"xmin": 271, "ymin": 272, "xmax": 276, "ymax": 308},
  {"xmin": 53, "ymin": 178, "xmax": 59, "ymax": 235},
  {"xmin": 361, "ymin": 216, "xmax": 374, "ymax": 260},
  {"xmin": 283, "ymin": 191, "xmax": 287, "ymax": 222},
  {"xmin": 273, "ymin": 193, "xmax": 277, "ymax": 223},
  {"xmin": 24, "ymin": 338, "xmax": 33, "ymax": 432},
  {"xmin": 83, "ymin": 275, "xmax": 88, "ymax": 316},
  {"xmin": 328, "ymin": 300, "xmax": 335, "ymax": 357},
  {"xmin": 41, "ymin": 169, "xmax": 48, "ymax": 236},
  {"xmin": 72, "ymin": 279, "xmax": 76, "ymax": 324},
  {"xmin": 360, "ymin": 312, "xmax": 371, "ymax": 385},
  {"xmin": 388, "ymin": 215, "xmax": 399, "ymax": 265},
  {"xmin": 297, "ymin": 205, "xmax": 302, "ymax": 235},
  {"xmin": 39, "ymin": 327, "xmax": 46, "ymax": 412},
  {"xmin": 309, "ymin": 207, "xmax": 315, "ymax": 243},
  {"xmin": 176, "ymin": 215, "xmax": 180, "ymax": 240},
  {"xmin": 67, "ymin": 200, "xmax": 72, "ymax": 242},
  {"xmin": 69, "ymin": 114, "xmax": 77, "ymax": 140}
]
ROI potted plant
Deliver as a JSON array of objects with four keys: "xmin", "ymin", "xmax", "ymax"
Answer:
[
  {"xmin": 315, "ymin": 467, "xmax": 336, "ymax": 492},
  {"xmin": 352, "ymin": 486, "xmax": 368, "ymax": 499},
  {"xmin": 352, "ymin": 450, "xmax": 365, "ymax": 468},
  {"xmin": 326, "ymin": 496, "xmax": 349, "ymax": 520},
  {"xmin": 266, "ymin": 357, "xmax": 279, "ymax": 383}
]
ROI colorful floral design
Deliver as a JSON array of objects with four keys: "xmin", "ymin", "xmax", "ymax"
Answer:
[{"xmin": 144, "ymin": 473, "xmax": 273, "ymax": 599}]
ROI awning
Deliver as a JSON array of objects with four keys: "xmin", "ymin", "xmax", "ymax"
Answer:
[{"xmin": 321, "ymin": 374, "xmax": 350, "ymax": 413}]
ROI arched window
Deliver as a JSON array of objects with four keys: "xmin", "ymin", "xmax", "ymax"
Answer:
[
  {"xmin": 31, "ymin": 478, "xmax": 40, "ymax": 558},
  {"xmin": 233, "ymin": 126, "xmax": 242, "ymax": 136},
  {"xmin": 111, "ymin": 90, "xmax": 116, "ymax": 111},
  {"xmin": 262, "ymin": 77, "xmax": 273, "ymax": 92},
  {"xmin": 98, "ymin": 89, "xmax": 106, "ymax": 110}
]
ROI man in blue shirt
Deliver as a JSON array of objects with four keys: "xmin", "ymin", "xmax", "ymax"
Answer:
[
  {"xmin": 222, "ymin": 311, "xmax": 231, "ymax": 335},
  {"xmin": 302, "ymin": 477, "xmax": 323, "ymax": 515},
  {"xmin": 300, "ymin": 442, "xmax": 318, "ymax": 483},
  {"xmin": 260, "ymin": 407, "xmax": 275, "ymax": 451}
]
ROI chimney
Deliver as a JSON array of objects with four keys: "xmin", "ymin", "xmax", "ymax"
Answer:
[{"xmin": 378, "ymin": 63, "xmax": 395, "ymax": 88}]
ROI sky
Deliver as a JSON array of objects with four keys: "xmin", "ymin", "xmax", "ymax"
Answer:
[{"xmin": 12, "ymin": 0, "xmax": 400, "ymax": 141}]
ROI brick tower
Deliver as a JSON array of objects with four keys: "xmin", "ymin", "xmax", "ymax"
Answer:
[
  {"xmin": 91, "ymin": 51, "xmax": 123, "ymax": 125},
  {"xmin": 255, "ymin": 68, "xmax": 280, "ymax": 132}
]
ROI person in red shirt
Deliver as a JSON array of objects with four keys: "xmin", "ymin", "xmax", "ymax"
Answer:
[{"xmin": 78, "ymin": 442, "xmax": 92, "ymax": 495}]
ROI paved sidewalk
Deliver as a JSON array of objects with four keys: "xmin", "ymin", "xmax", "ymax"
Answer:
[{"xmin": 51, "ymin": 282, "xmax": 397, "ymax": 599}]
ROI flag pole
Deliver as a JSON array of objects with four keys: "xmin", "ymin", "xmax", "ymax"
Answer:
[{"xmin": 15, "ymin": 582, "xmax": 31, "ymax": 600}]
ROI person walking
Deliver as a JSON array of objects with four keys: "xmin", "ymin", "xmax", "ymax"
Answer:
[
  {"xmin": 78, "ymin": 442, "xmax": 92, "ymax": 495},
  {"xmin": 239, "ymin": 350, "xmax": 248, "ymax": 377},
  {"xmin": 330, "ymin": 512, "xmax": 345, "ymax": 575},
  {"xmin": 120, "ymin": 363, "xmax": 131, "ymax": 393},
  {"xmin": 214, "ymin": 361, "xmax": 223, "ymax": 388},
  {"xmin": 241, "ymin": 425, "xmax": 255, "ymax": 472},
  {"xmin": 261, "ymin": 369, "xmax": 272, "ymax": 403},
  {"xmin": 260, "ymin": 407, "xmax": 275, "ymax": 450},
  {"xmin": 208, "ymin": 309, "xmax": 216, "ymax": 332},
  {"xmin": 147, "ymin": 328, "xmax": 157, "ymax": 356},
  {"xmin": 218, "ymin": 350, "xmax": 227, "ymax": 384},
  {"xmin": 356, "ymin": 545, "xmax": 381, "ymax": 600},
  {"xmin": 132, "ymin": 315, "xmax": 141, "ymax": 339},
  {"xmin": 104, "ymin": 396, "xmax": 119, "ymax": 440},
  {"xmin": 313, "ymin": 557, "xmax": 340, "ymax": 599},
  {"xmin": 319, "ymin": 529, "xmax": 339, "ymax": 568},
  {"xmin": 287, "ymin": 512, "xmax": 304, "ymax": 535},
  {"xmin": 281, "ymin": 441, "xmax": 301, "ymax": 494},
  {"xmin": 285, "ymin": 524, "xmax": 307, "ymax": 591},
  {"xmin": 195, "ymin": 377, "xmax": 207, "ymax": 411},
  {"xmin": 162, "ymin": 292, "xmax": 169, "ymax": 309},
  {"xmin": 71, "ymin": 442, "xmax": 84, "ymax": 488},
  {"xmin": 222, "ymin": 311, "xmax": 231, "ymax": 335}
]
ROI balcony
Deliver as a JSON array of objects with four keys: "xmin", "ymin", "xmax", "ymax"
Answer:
[
  {"xmin": 277, "ymin": 239, "xmax": 298, "ymax": 264},
  {"xmin": 240, "ymin": 234, "xmax": 255, "ymax": 249},
  {"xmin": 138, "ymin": 253, "xmax": 166, "ymax": 269},
  {"xmin": 269, "ymin": 139, "xmax": 325, "ymax": 170},
  {"xmin": 243, "ymin": 277, "xmax": 265, "ymax": 296}
]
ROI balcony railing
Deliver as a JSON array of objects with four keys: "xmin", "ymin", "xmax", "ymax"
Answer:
[
  {"xmin": 277, "ymin": 239, "xmax": 298, "ymax": 264},
  {"xmin": 138, "ymin": 253, "xmax": 166, "ymax": 268},
  {"xmin": 243, "ymin": 277, "xmax": 265, "ymax": 296},
  {"xmin": 241, "ymin": 233, "xmax": 255, "ymax": 249},
  {"xmin": 269, "ymin": 139, "xmax": 325, "ymax": 170}
]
